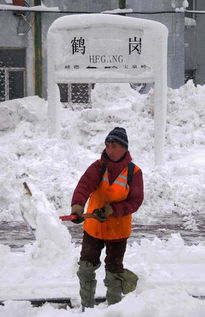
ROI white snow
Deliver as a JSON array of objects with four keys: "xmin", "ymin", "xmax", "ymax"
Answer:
[
  {"xmin": 0, "ymin": 80, "xmax": 205, "ymax": 316},
  {"xmin": 101, "ymin": 8, "xmax": 134, "ymax": 14},
  {"xmin": 185, "ymin": 17, "xmax": 196, "ymax": 27},
  {"xmin": 171, "ymin": 0, "xmax": 189, "ymax": 11}
]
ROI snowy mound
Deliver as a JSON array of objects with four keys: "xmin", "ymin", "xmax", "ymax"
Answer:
[
  {"xmin": 0, "ymin": 81, "xmax": 205, "ymax": 315},
  {"xmin": 0, "ymin": 82, "xmax": 205, "ymax": 225}
]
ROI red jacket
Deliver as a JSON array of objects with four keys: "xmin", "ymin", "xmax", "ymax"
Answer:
[{"xmin": 71, "ymin": 150, "xmax": 144, "ymax": 217}]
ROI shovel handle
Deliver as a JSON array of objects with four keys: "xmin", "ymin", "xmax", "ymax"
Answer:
[
  {"xmin": 59, "ymin": 212, "xmax": 107, "ymax": 223},
  {"xmin": 23, "ymin": 182, "xmax": 32, "ymax": 196},
  {"xmin": 59, "ymin": 214, "xmax": 78, "ymax": 221}
]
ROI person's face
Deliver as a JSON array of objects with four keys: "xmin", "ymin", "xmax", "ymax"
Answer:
[{"xmin": 105, "ymin": 142, "xmax": 127, "ymax": 162}]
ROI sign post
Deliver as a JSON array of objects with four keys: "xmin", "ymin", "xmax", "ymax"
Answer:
[{"xmin": 47, "ymin": 14, "xmax": 168, "ymax": 165}]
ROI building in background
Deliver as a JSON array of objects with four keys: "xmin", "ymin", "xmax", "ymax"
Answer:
[
  {"xmin": 184, "ymin": 0, "xmax": 205, "ymax": 86},
  {"xmin": 0, "ymin": 0, "xmax": 203, "ymax": 103}
]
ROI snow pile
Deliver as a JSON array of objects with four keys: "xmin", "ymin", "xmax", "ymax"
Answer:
[
  {"xmin": 20, "ymin": 183, "xmax": 74, "ymax": 261},
  {"xmin": 0, "ymin": 234, "xmax": 205, "ymax": 316},
  {"xmin": 0, "ymin": 82, "xmax": 205, "ymax": 226},
  {"xmin": 0, "ymin": 81, "xmax": 205, "ymax": 315}
]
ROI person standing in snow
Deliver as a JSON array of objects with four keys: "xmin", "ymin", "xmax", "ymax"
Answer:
[{"xmin": 70, "ymin": 127, "xmax": 144, "ymax": 309}]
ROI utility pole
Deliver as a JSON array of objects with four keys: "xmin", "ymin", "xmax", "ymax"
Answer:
[
  {"xmin": 119, "ymin": 0, "xmax": 126, "ymax": 16},
  {"xmin": 119, "ymin": 0, "xmax": 126, "ymax": 9},
  {"xmin": 34, "ymin": 0, "xmax": 42, "ymax": 97}
]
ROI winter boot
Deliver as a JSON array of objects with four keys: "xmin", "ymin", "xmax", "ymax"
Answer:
[
  {"xmin": 77, "ymin": 260, "xmax": 100, "ymax": 309},
  {"xmin": 104, "ymin": 270, "xmax": 123, "ymax": 305},
  {"xmin": 104, "ymin": 269, "xmax": 139, "ymax": 305},
  {"xmin": 119, "ymin": 269, "xmax": 138, "ymax": 295}
]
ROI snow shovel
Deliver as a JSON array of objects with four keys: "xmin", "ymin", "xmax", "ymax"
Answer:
[
  {"xmin": 23, "ymin": 182, "xmax": 107, "ymax": 224},
  {"xmin": 59, "ymin": 209, "xmax": 108, "ymax": 223}
]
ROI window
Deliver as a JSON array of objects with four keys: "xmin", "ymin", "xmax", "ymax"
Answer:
[
  {"xmin": 0, "ymin": 48, "xmax": 25, "ymax": 101},
  {"xmin": 58, "ymin": 83, "xmax": 91, "ymax": 107},
  {"xmin": 186, "ymin": 0, "xmax": 196, "ymax": 19}
]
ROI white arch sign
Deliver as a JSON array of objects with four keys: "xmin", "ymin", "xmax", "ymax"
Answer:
[{"xmin": 47, "ymin": 14, "xmax": 168, "ymax": 165}]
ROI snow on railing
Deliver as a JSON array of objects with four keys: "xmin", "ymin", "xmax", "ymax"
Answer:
[{"xmin": 0, "ymin": 4, "xmax": 59, "ymax": 12}]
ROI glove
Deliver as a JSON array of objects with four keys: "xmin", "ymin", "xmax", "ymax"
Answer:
[
  {"xmin": 94, "ymin": 203, "xmax": 113, "ymax": 220},
  {"xmin": 103, "ymin": 203, "xmax": 113, "ymax": 218},
  {"xmin": 71, "ymin": 204, "xmax": 84, "ymax": 224}
]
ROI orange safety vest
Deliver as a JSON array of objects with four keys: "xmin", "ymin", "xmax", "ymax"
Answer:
[{"xmin": 83, "ymin": 165, "xmax": 139, "ymax": 240}]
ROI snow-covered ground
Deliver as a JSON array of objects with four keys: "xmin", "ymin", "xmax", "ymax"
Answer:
[{"xmin": 0, "ymin": 81, "xmax": 205, "ymax": 316}]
